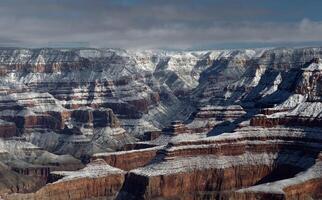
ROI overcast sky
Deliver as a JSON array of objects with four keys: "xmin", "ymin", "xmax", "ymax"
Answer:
[{"xmin": 1, "ymin": 0, "xmax": 322, "ymax": 49}]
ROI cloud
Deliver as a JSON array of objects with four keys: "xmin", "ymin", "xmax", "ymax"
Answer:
[{"xmin": 0, "ymin": 0, "xmax": 321, "ymax": 49}]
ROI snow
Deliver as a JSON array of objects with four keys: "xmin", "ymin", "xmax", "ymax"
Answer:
[
  {"xmin": 198, "ymin": 105, "xmax": 244, "ymax": 111},
  {"xmin": 52, "ymin": 159, "xmax": 124, "ymax": 183},
  {"xmin": 260, "ymin": 73, "xmax": 282, "ymax": 97},
  {"xmin": 302, "ymin": 60, "xmax": 322, "ymax": 71},
  {"xmin": 131, "ymin": 151, "xmax": 312, "ymax": 177},
  {"xmin": 288, "ymin": 102, "xmax": 322, "ymax": 117},
  {"xmin": 169, "ymin": 133, "xmax": 207, "ymax": 144},
  {"xmin": 237, "ymin": 160, "xmax": 322, "ymax": 195},
  {"xmin": 0, "ymin": 119, "xmax": 14, "ymax": 125},
  {"xmin": 273, "ymin": 94, "xmax": 306, "ymax": 110},
  {"xmin": 169, "ymin": 126, "xmax": 322, "ymax": 147},
  {"xmin": 93, "ymin": 145, "xmax": 163, "ymax": 157},
  {"xmin": 0, "ymin": 46, "xmax": 322, "ymax": 165}
]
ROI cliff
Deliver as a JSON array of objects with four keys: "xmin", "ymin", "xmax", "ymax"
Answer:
[{"xmin": 1, "ymin": 47, "xmax": 322, "ymax": 199}]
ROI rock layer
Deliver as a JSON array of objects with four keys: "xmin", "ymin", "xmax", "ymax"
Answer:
[
  {"xmin": 1, "ymin": 47, "xmax": 322, "ymax": 199},
  {"xmin": 5, "ymin": 160, "xmax": 125, "ymax": 200}
]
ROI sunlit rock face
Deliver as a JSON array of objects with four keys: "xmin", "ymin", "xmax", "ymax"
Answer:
[{"xmin": 1, "ymin": 47, "xmax": 322, "ymax": 199}]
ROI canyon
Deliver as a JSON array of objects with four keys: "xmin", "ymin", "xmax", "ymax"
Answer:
[{"xmin": 0, "ymin": 47, "xmax": 321, "ymax": 199}]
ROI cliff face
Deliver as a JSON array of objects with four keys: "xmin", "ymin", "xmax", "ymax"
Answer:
[
  {"xmin": 1, "ymin": 47, "xmax": 322, "ymax": 199},
  {"xmin": 116, "ymin": 126, "xmax": 322, "ymax": 200},
  {"xmin": 0, "ymin": 120, "xmax": 16, "ymax": 138},
  {"xmin": 5, "ymin": 160, "xmax": 125, "ymax": 200},
  {"xmin": 92, "ymin": 146, "xmax": 161, "ymax": 171}
]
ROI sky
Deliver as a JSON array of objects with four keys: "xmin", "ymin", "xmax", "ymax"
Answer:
[{"xmin": 1, "ymin": 0, "xmax": 322, "ymax": 50}]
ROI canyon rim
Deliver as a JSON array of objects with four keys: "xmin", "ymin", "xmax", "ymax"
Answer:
[{"xmin": 0, "ymin": 0, "xmax": 322, "ymax": 199}]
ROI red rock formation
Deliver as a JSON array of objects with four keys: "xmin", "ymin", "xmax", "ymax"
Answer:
[
  {"xmin": 250, "ymin": 115, "xmax": 322, "ymax": 128},
  {"xmin": 72, "ymin": 107, "xmax": 120, "ymax": 128},
  {"xmin": 0, "ymin": 120, "xmax": 16, "ymax": 138},
  {"xmin": 186, "ymin": 105, "xmax": 246, "ymax": 133},
  {"xmin": 162, "ymin": 121, "xmax": 190, "ymax": 136},
  {"xmin": 194, "ymin": 105, "xmax": 246, "ymax": 119},
  {"xmin": 121, "ymin": 164, "xmax": 275, "ymax": 200},
  {"xmin": 1, "ymin": 48, "xmax": 322, "ymax": 200},
  {"xmin": 231, "ymin": 161, "xmax": 322, "ymax": 200},
  {"xmin": 12, "ymin": 167, "xmax": 50, "ymax": 181},
  {"xmin": 15, "ymin": 114, "xmax": 65, "ymax": 130},
  {"xmin": 142, "ymin": 131, "xmax": 162, "ymax": 141},
  {"xmin": 5, "ymin": 160, "xmax": 125, "ymax": 200},
  {"xmin": 92, "ymin": 147, "xmax": 161, "ymax": 171},
  {"xmin": 0, "ymin": 66, "xmax": 7, "ymax": 76},
  {"xmin": 260, "ymin": 108, "xmax": 290, "ymax": 115},
  {"xmin": 115, "ymin": 126, "xmax": 322, "ymax": 199},
  {"xmin": 284, "ymin": 178, "xmax": 322, "ymax": 200}
]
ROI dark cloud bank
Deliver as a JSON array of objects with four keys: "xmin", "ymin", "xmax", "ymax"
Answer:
[{"xmin": 0, "ymin": 0, "xmax": 322, "ymax": 49}]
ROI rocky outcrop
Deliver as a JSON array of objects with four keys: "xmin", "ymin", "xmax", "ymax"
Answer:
[
  {"xmin": 232, "ymin": 154, "xmax": 322, "ymax": 200},
  {"xmin": 194, "ymin": 105, "xmax": 246, "ymax": 119},
  {"xmin": 12, "ymin": 166, "xmax": 50, "ymax": 180},
  {"xmin": 120, "ymin": 161, "xmax": 274, "ymax": 200},
  {"xmin": 0, "ymin": 138, "xmax": 84, "ymax": 196},
  {"xmin": 0, "ymin": 120, "xmax": 16, "ymax": 138},
  {"xmin": 0, "ymin": 162, "xmax": 46, "ymax": 195},
  {"xmin": 141, "ymin": 130, "xmax": 162, "ymax": 141},
  {"xmin": 118, "ymin": 152, "xmax": 313, "ymax": 200},
  {"xmin": 250, "ymin": 114, "xmax": 322, "ymax": 128},
  {"xmin": 72, "ymin": 107, "xmax": 120, "ymax": 128},
  {"xmin": 187, "ymin": 105, "xmax": 247, "ymax": 133},
  {"xmin": 92, "ymin": 146, "xmax": 161, "ymax": 171},
  {"xmin": 116, "ymin": 125, "xmax": 322, "ymax": 199},
  {"xmin": 5, "ymin": 159, "xmax": 125, "ymax": 200},
  {"xmin": 284, "ymin": 178, "xmax": 322, "ymax": 200},
  {"xmin": 1, "ymin": 47, "xmax": 322, "ymax": 199},
  {"xmin": 162, "ymin": 121, "xmax": 190, "ymax": 136}
]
